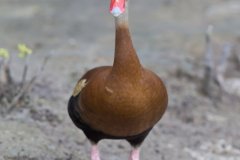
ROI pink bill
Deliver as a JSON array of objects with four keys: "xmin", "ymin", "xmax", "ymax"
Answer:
[{"xmin": 110, "ymin": 0, "xmax": 125, "ymax": 17}]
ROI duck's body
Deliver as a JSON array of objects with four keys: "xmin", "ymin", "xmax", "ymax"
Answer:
[{"xmin": 68, "ymin": 0, "xmax": 168, "ymax": 160}]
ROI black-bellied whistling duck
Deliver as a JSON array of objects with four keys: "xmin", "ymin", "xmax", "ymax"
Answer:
[{"xmin": 68, "ymin": 0, "xmax": 168, "ymax": 160}]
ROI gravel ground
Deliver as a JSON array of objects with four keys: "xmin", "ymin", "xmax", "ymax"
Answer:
[{"xmin": 0, "ymin": 0, "xmax": 240, "ymax": 160}]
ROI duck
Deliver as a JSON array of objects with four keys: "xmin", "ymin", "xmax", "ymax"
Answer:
[{"xmin": 68, "ymin": 0, "xmax": 168, "ymax": 160}]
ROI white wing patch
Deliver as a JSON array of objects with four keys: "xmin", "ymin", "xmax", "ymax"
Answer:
[{"xmin": 72, "ymin": 79, "xmax": 87, "ymax": 97}]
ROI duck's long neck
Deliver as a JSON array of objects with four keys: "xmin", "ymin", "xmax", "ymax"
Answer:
[{"xmin": 111, "ymin": 0, "xmax": 142, "ymax": 78}]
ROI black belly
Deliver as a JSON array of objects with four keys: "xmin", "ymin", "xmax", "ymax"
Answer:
[{"xmin": 67, "ymin": 96, "xmax": 152, "ymax": 147}]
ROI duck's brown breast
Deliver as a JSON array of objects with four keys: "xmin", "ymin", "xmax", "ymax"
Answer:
[{"xmin": 77, "ymin": 67, "xmax": 168, "ymax": 137}]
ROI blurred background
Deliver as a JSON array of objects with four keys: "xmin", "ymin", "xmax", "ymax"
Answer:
[{"xmin": 0, "ymin": 0, "xmax": 240, "ymax": 159}]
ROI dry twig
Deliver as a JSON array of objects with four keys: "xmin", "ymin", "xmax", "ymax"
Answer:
[
  {"xmin": 7, "ymin": 55, "xmax": 50, "ymax": 112},
  {"xmin": 201, "ymin": 25, "xmax": 215, "ymax": 96}
]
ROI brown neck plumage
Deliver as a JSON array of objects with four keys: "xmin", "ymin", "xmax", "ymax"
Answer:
[{"xmin": 111, "ymin": 0, "xmax": 142, "ymax": 79}]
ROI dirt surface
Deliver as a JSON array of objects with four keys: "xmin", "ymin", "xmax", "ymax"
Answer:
[{"xmin": 1, "ymin": 0, "xmax": 240, "ymax": 160}]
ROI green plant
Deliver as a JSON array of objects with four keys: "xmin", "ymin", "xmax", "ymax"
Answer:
[
  {"xmin": 0, "ymin": 44, "xmax": 49, "ymax": 113},
  {"xmin": 0, "ymin": 48, "xmax": 10, "ymax": 59},
  {"xmin": 0, "ymin": 48, "xmax": 12, "ymax": 84}
]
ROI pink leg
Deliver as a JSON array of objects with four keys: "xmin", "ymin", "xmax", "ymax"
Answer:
[
  {"xmin": 91, "ymin": 144, "xmax": 101, "ymax": 160},
  {"xmin": 129, "ymin": 148, "xmax": 140, "ymax": 160}
]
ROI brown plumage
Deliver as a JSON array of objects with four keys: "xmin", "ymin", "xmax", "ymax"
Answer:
[
  {"xmin": 76, "ymin": 25, "xmax": 167, "ymax": 137},
  {"xmin": 68, "ymin": 0, "xmax": 168, "ymax": 159}
]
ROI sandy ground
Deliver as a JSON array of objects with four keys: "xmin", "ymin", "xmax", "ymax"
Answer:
[{"xmin": 1, "ymin": 0, "xmax": 240, "ymax": 160}]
